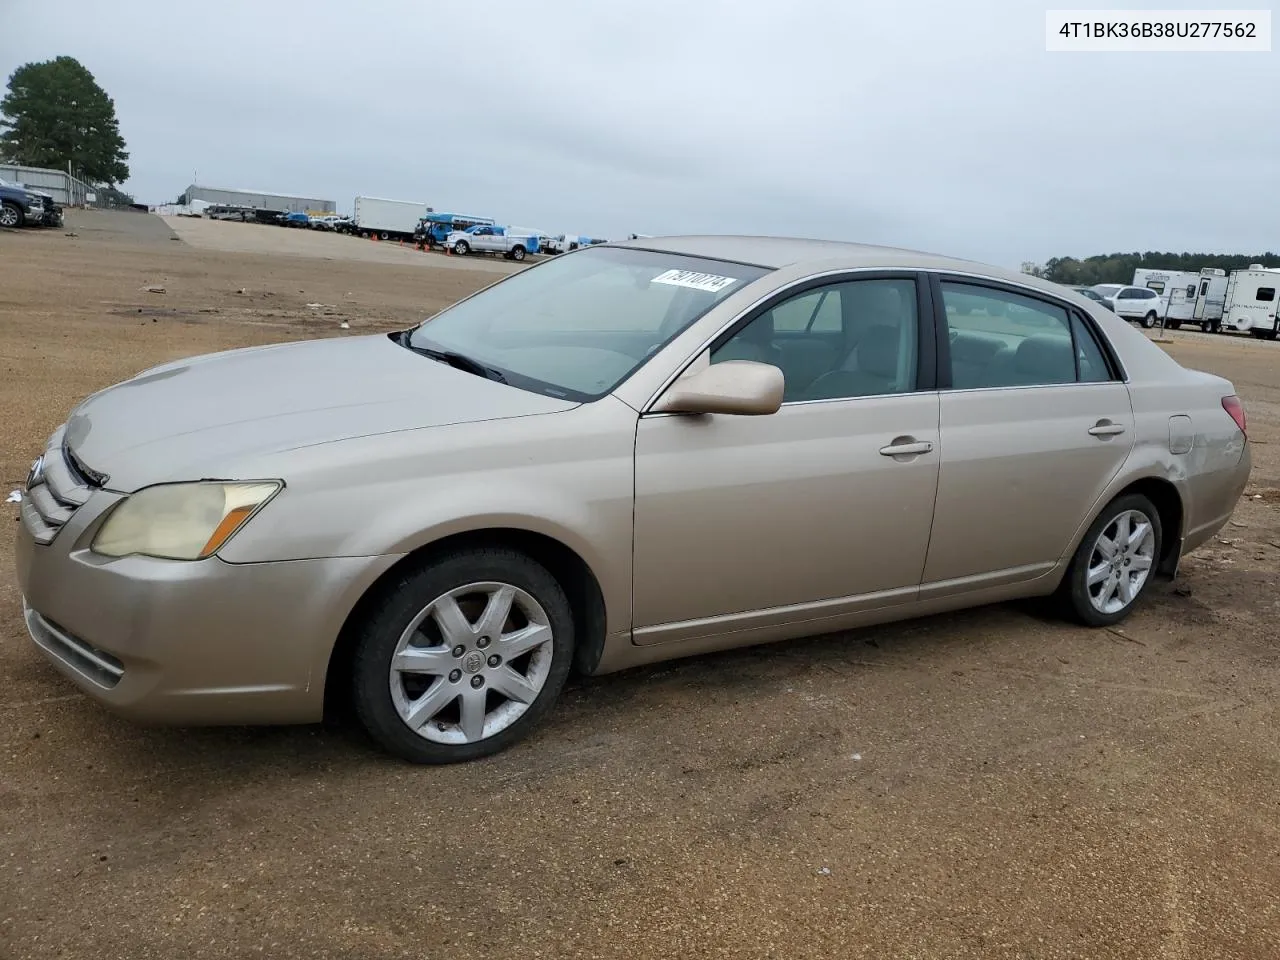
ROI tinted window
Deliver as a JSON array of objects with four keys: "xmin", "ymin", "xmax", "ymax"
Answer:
[
  {"xmin": 712, "ymin": 278, "xmax": 918, "ymax": 402},
  {"xmin": 1117, "ymin": 289, "xmax": 1138, "ymax": 299},
  {"xmin": 1186, "ymin": 285, "xmax": 1196, "ymax": 298},
  {"xmin": 1141, "ymin": 289, "xmax": 1158, "ymax": 299},
  {"xmin": 1072, "ymin": 313, "xmax": 1112, "ymax": 383},
  {"xmin": 1200, "ymin": 280, "xmax": 1210, "ymax": 295},
  {"xmin": 942, "ymin": 283, "xmax": 1081, "ymax": 389},
  {"xmin": 1257, "ymin": 287, "xmax": 1276, "ymax": 302}
]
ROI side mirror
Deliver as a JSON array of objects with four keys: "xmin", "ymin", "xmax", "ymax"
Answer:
[{"xmin": 652, "ymin": 360, "xmax": 784, "ymax": 416}]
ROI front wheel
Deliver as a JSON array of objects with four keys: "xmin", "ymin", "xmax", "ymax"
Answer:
[
  {"xmin": 1142, "ymin": 312, "xmax": 1157, "ymax": 329},
  {"xmin": 453, "ymin": 240, "xmax": 470, "ymax": 255},
  {"xmin": 351, "ymin": 548, "xmax": 574, "ymax": 764},
  {"xmin": 0, "ymin": 202, "xmax": 24, "ymax": 228},
  {"xmin": 1060, "ymin": 493, "xmax": 1162, "ymax": 627}
]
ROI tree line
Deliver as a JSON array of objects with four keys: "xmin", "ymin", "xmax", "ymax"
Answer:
[{"xmin": 1038, "ymin": 251, "xmax": 1280, "ymax": 286}]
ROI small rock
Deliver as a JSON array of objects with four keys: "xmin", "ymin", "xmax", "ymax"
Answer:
[
  {"xmin": 144, "ymin": 285, "xmax": 166, "ymax": 294},
  {"xmin": 339, "ymin": 320, "xmax": 350, "ymax": 330},
  {"xmin": 64, "ymin": 231, "xmax": 78, "ymax": 238},
  {"xmin": 817, "ymin": 866, "xmax": 831, "ymax": 876},
  {"xmin": 851, "ymin": 753, "xmax": 862, "ymax": 761}
]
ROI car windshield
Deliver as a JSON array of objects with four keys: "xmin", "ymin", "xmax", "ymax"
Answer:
[
  {"xmin": 1093, "ymin": 284, "xmax": 1122, "ymax": 297},
  {"xmin": 405, "ymin": 245, "xmax": 770, "ymax": 400}
]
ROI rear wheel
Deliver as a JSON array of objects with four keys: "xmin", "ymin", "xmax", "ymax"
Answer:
[
  {"xmin": 511, "ymin": 245, "xmax": 526, "ymax": 262},
  {"xmin": 1253, "ymin": 328, "xmax": 1279, "ymax": 341},
  {"xmin": 1061, "ymin": 493, "xmax": 1162, "ymax": 627},
  {"xmin": 351, "ymin": 548, "xmax": 574, "ymax": 764},
  {"xmin": 1165, "ymin": 318, "xmax": 1181, "ymax": 330},
  {"xmin": 1142, "ymin": 312, "xmax": 1157, "ymax": 329}
]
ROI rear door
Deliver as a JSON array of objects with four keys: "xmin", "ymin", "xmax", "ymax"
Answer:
[{"xmin": 920, "ymin": 277, "xmax": 1135, "ymax": 597}]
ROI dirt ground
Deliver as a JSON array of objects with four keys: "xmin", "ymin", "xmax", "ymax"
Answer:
[{"xmin": 1, "ymin": 210, "xmax": 1278, "ymax": 960}]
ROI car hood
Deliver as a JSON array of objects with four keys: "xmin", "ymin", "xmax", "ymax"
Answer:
[{"xmin": 62, "ymin": 334, "xmax": 578, "ymax": 491}]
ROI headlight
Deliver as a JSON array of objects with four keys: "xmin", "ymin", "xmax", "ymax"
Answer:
[{"xmin": 91, "ymin": 481, "xmax": 281, "ymax": 560}]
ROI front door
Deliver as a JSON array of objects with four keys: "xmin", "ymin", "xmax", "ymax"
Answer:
[
  {"xmin": 922, "ymin": 279, "xmax": 1135, "ymax": 594},
  {"xmin": 632, "ymin": 275, "xmax": 942, "ymax": 645}
]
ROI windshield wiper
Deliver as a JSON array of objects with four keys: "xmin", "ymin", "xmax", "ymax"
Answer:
[{"xmin": 398, "ymin": 334, "xmax": 507, "ymax": 383}]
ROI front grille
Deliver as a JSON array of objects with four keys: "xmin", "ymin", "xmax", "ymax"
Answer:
[
  {"xmin": 21, "ymin": 425, "xmax": 96, "ymax": 544},
  {"xmin": 24, "ymin": 603, "xmax": 124, "ymax": 689}
]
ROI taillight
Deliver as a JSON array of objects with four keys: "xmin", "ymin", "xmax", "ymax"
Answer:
[{"xmin": 1222, "ymin": 395, "xmax": 1247, "ymax": 436}]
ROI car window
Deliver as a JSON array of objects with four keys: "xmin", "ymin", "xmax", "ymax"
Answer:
[
  {"xmin": 1200, "ymin": 280, "xmax": 1210, "ymax": 295},
  {"xmin": 1071, "ymin": 313, "xmax": 1112, "ymax": 383},
  {"xmin": 1257, "ymin": 287, "xmax": 1276, "ymax": 302},
  {"xmin": 771, "ymin": 288, "xmax": 842, "ymax": 332},
  {"xmin": 1142, "ymin": 289, "xmax": 1158, "ymax": 299},
  {"xmin": 409, "ymin": 246, "xmax": 769, "ymax": 400},
  {"xmin": 711, "ymin": 278, "xmax": 918, "ymax": 402},
  {"xmin": 941, "ymin": 282, "xmax": 1092, "ymax": 389}
]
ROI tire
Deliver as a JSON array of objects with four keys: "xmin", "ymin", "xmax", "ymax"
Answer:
[
  {"xmin": 351, "ymin": 547, "xmax": 574, "ymax": 764},
  {"xmin": 1165, "ymin": 319, "xmax": 1181, "ymax": 330},
  {"xmin": 1060, "ymin": 493, "xmax": 1162, "ymax": 627},
  {"xmin": 1142, "ymin": 312, "xmax": 1157, "ymax": 329},
  {"xmin": 0, "ymin": 202, "xmax": 23, "ymax": 228},
  {"xmin": 454, "ymin": 240, "xmax": 470, "ymax": 255},
  {"xmin": 379, "ymin": 231, "xmax": 389, "ymax": 241},
  {"xmin": 1253, "ymin": 328, "xmax": 1279, "ymax": 341},
  {"xmin": 511, "ymin": 245, "xmax": 526, "ymax": 262}
]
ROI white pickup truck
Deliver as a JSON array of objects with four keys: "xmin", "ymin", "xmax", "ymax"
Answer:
[{"xmin": 446, "ymin": 224, "xmax": 537, "ymax": 261}]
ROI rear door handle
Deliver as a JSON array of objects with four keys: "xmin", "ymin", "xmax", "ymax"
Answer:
[
  {"xmin": 1088, "ymin": 421, "xmax": 1126, "ymax": 438},
  {"xmin": 879, "ymin": 439, "xmax": 934, "ymax": 457}
]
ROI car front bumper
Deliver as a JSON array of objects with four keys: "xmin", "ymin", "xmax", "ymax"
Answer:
[{"xmin": 15, "ymin": 494, "xmax": 399, "ymax": 725}]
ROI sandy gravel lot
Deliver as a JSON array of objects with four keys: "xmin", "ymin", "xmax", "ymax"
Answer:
[{"xmin": 1, "ymin": 210, "xmax": 1278, "ymax": 960}]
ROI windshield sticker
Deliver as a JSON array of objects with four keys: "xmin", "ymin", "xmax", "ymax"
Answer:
[{"xmin": 650, "ymin": 269, "xmax": 739, "ymax": 294}]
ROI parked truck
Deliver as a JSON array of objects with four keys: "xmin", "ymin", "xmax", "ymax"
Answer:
[
  {"xmin": 446, "ymin": 224, "xmax": 538, "ymax": 261},
  {"xmin": 352, "ymin": 196, "xmax": 430, "ymax": 241},
  {"xmin": 414, "ymin": 212, "xmax": 495, "ymax": 250}
]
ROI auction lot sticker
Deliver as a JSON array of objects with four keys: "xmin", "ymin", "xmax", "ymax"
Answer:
[{"xmin": 651, "ymin": 269, "xmax": 740, "ymax": 293}]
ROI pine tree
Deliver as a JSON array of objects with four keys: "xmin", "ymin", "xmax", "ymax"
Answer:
[{"xmin": 0, "ymin": 56, "xmax": 130, "ymax": 185}]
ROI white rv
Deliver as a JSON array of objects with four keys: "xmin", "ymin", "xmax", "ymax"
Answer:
[
  {"xmin": 1131, "ymin": 268, "xmax": 1200, "ymax": 329},
  {"xmin": 1220, "ymin": 265, "xmax": 1280, "ymax": 339},
  {"xmin": 1191, "ymin": 268, "xmax": 1229, "ymax": 331}
]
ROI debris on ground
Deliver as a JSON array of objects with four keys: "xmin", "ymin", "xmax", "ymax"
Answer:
[{"xmin": 143, "ymin": 285, "xmax": 166, "ymax": 294}]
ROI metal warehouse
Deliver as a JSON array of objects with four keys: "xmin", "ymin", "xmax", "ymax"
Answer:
[{"xmin": 180, "ymin": 184, "xmax": 335, "ymax": 214}]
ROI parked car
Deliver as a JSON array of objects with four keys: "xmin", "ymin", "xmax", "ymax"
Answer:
[
  {"xmin": 14, "ymin": 237, "xmax": 1251, "ymax": 764},
  {"xmin": 447, "ymin": 224, "xmax": 536, "ymax": 260},
  {"xmin": 276, "ymin": 212, "xmax": 311, "ymax": 228},
  {"xmin": 1092, "ymin": 284, "xmax": 1163, "ymax": 328},
  {"xmin": 1069, "ymin": 285, "xmax": 1114, "ymax": 311},
  {"xmin": 309, "ymin": 215, "xmax": 339, "ymax": 231},
  {"xmin": 0, "ymin": 178, "xmax": 47, "ymax": 228}
]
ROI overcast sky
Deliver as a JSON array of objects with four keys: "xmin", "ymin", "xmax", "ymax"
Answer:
[{"xmin": 3, "ymin": 0, "xmax": 1277, "ymax": 266}]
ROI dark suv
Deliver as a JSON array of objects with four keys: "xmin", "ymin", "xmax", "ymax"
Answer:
[{"xmin": 0, "ymin": 178, "xmax": 47, "ymax": 228}]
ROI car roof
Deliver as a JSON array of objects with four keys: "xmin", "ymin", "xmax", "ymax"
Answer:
[{"xmin": 610, "ymin": 234, "xmax": 1043, "ymax": 290}]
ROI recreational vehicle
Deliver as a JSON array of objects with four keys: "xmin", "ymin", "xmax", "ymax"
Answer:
[
  {"xmin": 1220, "ymin": 265, "xmax": 1280, "ymax": 339},
  {"xmin": 1191, "ymin": 268, "xmax": 1228, "ymax": 331},
  {"xmin": 1132, "ymin": 268, "xmax": 1199, "ymax": 329}
]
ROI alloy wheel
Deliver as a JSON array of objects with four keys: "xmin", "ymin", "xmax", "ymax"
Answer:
[
  {"xmin": 388, "ymin": 581, "xmax": 555, "ymax": 744},
  {"xmin": 1085, "ymin": 509, "xmax": 1155, "ymax": 615}
]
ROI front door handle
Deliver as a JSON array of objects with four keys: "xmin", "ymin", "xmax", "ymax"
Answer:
[
  {"xmin": 879, "ymin": 439, "xmax": 934, "ymax": 457},
  {"xmin": 1088, "ymin": 421, "xmax": 1126, "ymax": 438}
]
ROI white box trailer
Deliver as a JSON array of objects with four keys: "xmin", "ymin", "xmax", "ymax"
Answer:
[
  {"xmin": 352, "ymin": 196, "xmax": 430, "ymax": 241},
  {"xmin": 1220, "ymin": 265, "xmax": 1280, "ymax": 340},
  {"xmin": 1191, "ymin": 268, "xmax": 1229, "ymax": 330},
  {"xmin": 1132, "ymin": 268, "xmax": 1200, "ymax": 328}
]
